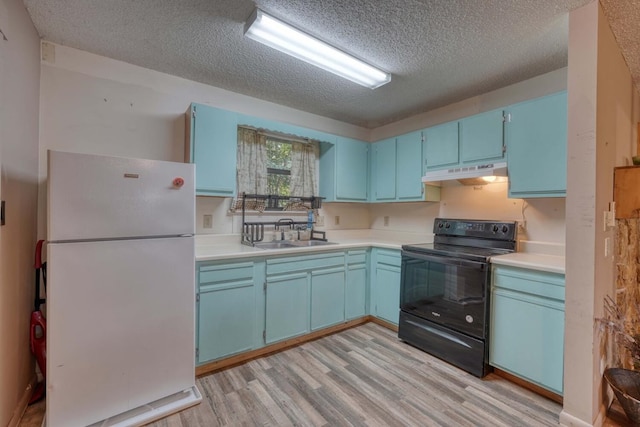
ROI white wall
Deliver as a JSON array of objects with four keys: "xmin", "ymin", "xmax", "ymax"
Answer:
[
  {"xmin": 39, "ymin": 44, "xmax": 568, "ymax": 246},
  {"xmin": 199, "ymin": 183, "xmax": 566, "ymax": 244},
  {"xmin": 37, "ymin": 43, "xmax": 370, "ymax": 238},
  {"xmin": 0, "ymin": 0, "xmax": 41, "ymax": 424},
  {"xmin": 562, "ymin": 2, "xmax": 640, "ymax": 425}
]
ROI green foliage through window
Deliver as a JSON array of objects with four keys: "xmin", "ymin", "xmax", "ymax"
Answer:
[{"xmin": 266, "ymin": 139, "xmax": 292, "ymax": 196}]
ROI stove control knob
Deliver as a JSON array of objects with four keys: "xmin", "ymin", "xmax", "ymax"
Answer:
[
  {"xmin": 492, "ymin": 225, "xmax": 499, "ymax": 233},
  {"xmin": 437, "ymin": 221, "xmax": 444, "ymax": 229},
  {"xmin": 502, "ymin": 225, "xmax": 509, "ymax": 233},
  {"xmin": 445, "ymin": 222, "xmax": 451, "ymax": 229}
]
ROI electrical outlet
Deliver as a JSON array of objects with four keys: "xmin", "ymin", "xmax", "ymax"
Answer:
[
  {"xmin": 383, "ymin": 216, "xmax": 389, "ymax": 227},
  {"xmin": 203, "ymin": 214, "xmax": 213, "ymax": 229},
  {"xmin": 334, "ymin": 216, "xmax": 340, "ymax": 226},
  {"xmin": 316, "ymin": 215, "xmax": 324, "ymax": 226}
]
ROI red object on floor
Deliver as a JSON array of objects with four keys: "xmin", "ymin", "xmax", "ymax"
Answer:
[{"xmin": 29, "ymin": 240, "xmax": 47, "ymax": 405}]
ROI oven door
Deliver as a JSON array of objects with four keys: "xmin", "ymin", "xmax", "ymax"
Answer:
[{"xmin": 400, "ymin": 250, "xmax": 489, "ymax": 338}]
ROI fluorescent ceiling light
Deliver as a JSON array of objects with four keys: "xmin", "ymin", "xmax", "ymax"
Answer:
[{"xmin": 244, "ymin": 8, "xmax": 391, "ymax": 89}]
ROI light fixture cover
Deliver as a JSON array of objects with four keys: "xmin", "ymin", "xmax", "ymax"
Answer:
[
  {"xmin": 244, "ymin": 8, "xmax": 391, "ymax": 89},
  {"xmin": 421, "ymin": 162, "xmax": 508, "ymax": 183}
]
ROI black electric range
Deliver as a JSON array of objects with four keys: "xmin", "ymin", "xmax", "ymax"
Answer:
[{"xmin": 398, "ymin": 218, "xmax": 517, "ymax": 377}]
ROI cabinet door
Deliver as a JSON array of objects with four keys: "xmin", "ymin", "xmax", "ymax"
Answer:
[
  {"xmin": 265, "ymin": 273, "xmax": 309, "ymax": 344},
  {"xmin": 198, "ymin": 282, "xmax": 255, "ymax": 363},
  {"xmin": 375, "ymin": 265, "xmax": 401, "ymax": 325},
  {"xmin": 346, "ymin": 264, "xmax": 367, "ymax": 319},
  {"xmin": 490, "ymin": 289, "xmax": 564, "ymax": 394},
  {"xmin": 187, "ymin": 103, "xmax": 238, "ymax": 197},
  {"xmin": 336, "ymin": 137, "xmax": 368, "ymax": 201},
  {"xmin": 506, "ymin": 92, "xmax": 567, "ymax": 198},
  {"xmin": 423, "ymin": 121, "xmax": 459, "ymax": 171},
  {"xmin": 373, "ymin": 138, "xmax": 397, "ymax": 201},
  {"xmin": 396, "ymin": 131, "xmax": 424, "ymax": 200},
  {"xmin": 311, "ymin": 267, "xmax": 346, "ymax": 330},
  {"xmin": 460, "ymin": 109, "xmax": 505, "ymax": 164}
]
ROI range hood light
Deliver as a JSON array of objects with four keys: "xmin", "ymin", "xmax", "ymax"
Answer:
[
  {"xmin": 422, "ymin": 162, "xmax": 508, "ymax": 183},
  {"xmin": 244, "ymin": 8, "xmax": 391, "ymax": 89}
]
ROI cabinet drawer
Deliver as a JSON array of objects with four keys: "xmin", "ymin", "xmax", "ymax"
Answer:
[
  {"xmin": 198, "ymin": 261, "xmax": 254, "ymax": 286},
  {"xmin": 347, "ymin": 249, "xmax": 367, "ymax": 265},
  {"xmin": 376, "ymin": 249, "xmax": 401, "ymax": 267},
  {"xmin": 492, "ymin": 266, "xmax": 565, "ymax": 301},
  {"xmin": 266, "ymin": 251, "xmax": 344, "ymax": 275}
]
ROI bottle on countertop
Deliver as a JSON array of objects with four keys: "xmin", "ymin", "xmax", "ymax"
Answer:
[{"xmin": 307, "ymin": 210, "xmax": 314, "ymax": 230}]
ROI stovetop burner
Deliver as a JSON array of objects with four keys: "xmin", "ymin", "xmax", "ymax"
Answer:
[
  {"xmin": 401, "ymin": 242, "xmax": 513, "ymax": 262},
  {"xmin": 402, "ymin": 218, "xmax": 517, "ymax": 261}
]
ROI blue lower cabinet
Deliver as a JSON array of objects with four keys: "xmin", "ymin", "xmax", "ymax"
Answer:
[
  {"xmin": 265, "ymin": 272, "xmax": 310, "ymax": 344},
  {"xmin": 198, "ymin": 283, "xmax": 255, "ymax": 363},
  {"xmin": 375, "ymin": 265, "xmax": 401, "ymax": 324},
  {"xmin": 490, "ymin": 266, "xmax": 565, "ymax": 395},
  {"xmin": 346, "ymin": 250, "xmax": 368, "ymax": 319},
  {"xmin": 311, "ymin": 267, "xmax": 346, "ymax": 330},
  {"xmin": 265, "ymin": 251, "xmax": 346, "ymax": 342},
  {"xmin": 371, "ymin": 249, "xmax": 402, "ymax": 325},
  {"xmin": 346, "ymin": 265, "xmax": 367, "ymax": 319},
  {"xmin": 196, "ymin": 261, "xmax": 256, "ymax": 364}
]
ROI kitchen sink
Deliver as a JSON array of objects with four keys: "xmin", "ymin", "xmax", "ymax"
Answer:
[
  {"xmin": 252, "ymin": 240, "xmax": 337, "ymax": 250},
  {"xmin": 253, "ymin": 241, "xmax": 297, "ymax": 250},
  {"xmin": 289, "ymin": 240, "xmax": 338, "ymax": 247}
]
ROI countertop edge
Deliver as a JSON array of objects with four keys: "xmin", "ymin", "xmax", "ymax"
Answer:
[
  {"xmin": 490, "ymin": 253, "xmax": 565, "ymax": 275},
  {"xmin": 196, "ymin": 241, "xmax": 403, "ymax": 262}
]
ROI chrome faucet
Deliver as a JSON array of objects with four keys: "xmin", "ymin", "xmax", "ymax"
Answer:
[
  {"xmin": 295, "ymin": 225, "xmax": 307, "ymax": 240},
  {"xmin": 275, "ymin": 218, "xmax": 294, "ymax": 240}
]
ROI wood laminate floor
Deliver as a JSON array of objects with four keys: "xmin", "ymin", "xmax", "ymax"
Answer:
[{"xmin": 20, "ymin": 323, "xmax": 631, "ymax": 426}]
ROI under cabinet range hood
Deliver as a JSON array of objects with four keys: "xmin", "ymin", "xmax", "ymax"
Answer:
[{"xmin": 422, "ymin": 162, "xmax": 508, "ymax": 184}]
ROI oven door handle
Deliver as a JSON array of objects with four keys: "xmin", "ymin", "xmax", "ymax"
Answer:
[
  {"xmin": 401, "ymin": 250, "xmax": 486, "ymax": 270},
  {"xmin": 404, "ymin": 319, "xmax": 472, "ymax": 348}
]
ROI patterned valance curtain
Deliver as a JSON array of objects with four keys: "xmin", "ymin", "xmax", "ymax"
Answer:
[
  {"xmin": 290, "ymin": 140, "xmax": 319, "ymax": 197},
  {"xmin": 236, "ymin": 127, "xmax": 267, "ymax": 195}
]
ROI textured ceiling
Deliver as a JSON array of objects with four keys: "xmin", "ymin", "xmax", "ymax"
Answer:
[{"xmin": 23, "ymin": 0, "xmax": 638, "ymax": 128}]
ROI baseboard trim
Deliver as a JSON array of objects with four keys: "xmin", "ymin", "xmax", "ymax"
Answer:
[
  {"xmin": 559, "ymin": 403, "xmax": 607, "ymax": 427},
  {"xmin": 196, "ymin": 316, "xmax": 372, "ymax": 377},
  {"xmin": 492, "ymin": 368, "xmax": 563, "ymax": 404},
  {"xmin": 9, "ymin": 374, "xmax": 37, "ymax": 427},
  {"xmin": 368, "ymin": 316, "xmax": 399, "ymax": 332}
]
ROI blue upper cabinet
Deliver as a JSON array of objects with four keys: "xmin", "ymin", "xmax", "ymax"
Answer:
[
  {"xmin": 424, "ymin": 111, "xmax": 505, "ymax": 174},
  {"xmin": 370, "ymin": 133, "xmax": 438, "ymax": 203},
  {"xmin": 186, "ymin": 103, "xmax": 238, "ymax": 197},
  {"xmin": 396, "ymin": 130, "xmax": 424, "ymax": 200},
  {"xmin": 505, "ymin": 92, "xmax": 567, "ymax": 198},
  {"xmin": 372, "ymin": 138, "xmax": 397, "ymax": 201},
  {"xmin": 460, "ymin": 109, "xmax": 505, "ymax": 164},
  {"xmin": 319, "ymin": 136, "xmax": 368, "ymax": 202},
  {"xmin": 423, "ymin": 121, "xmax": 459, "ymax": 171},
  {"xmin": 335, "ymin": 137, "xmax": 369, "ymax": 201}
]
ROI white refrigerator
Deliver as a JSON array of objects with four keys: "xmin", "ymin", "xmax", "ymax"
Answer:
[{"xmin": 46, "ymin": 150, "xmax": 201, "ymax": 427}]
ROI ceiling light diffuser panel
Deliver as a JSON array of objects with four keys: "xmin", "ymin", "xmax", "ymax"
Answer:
[{"xmin": 244, "ymin": 8, "xmax": 391, "ymax": 89}]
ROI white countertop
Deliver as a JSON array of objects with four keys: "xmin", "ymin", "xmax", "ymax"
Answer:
[
  {"xmin": 196, "ymin": 232, "xmax": 566, "ymax": 275},
  {"xmin": 490, "ymin": 240, "xmax": 565, "ymax": 274},
  {"xmin": 195, "ymin": 229, "xmax": 434, "ymax": 262}
]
